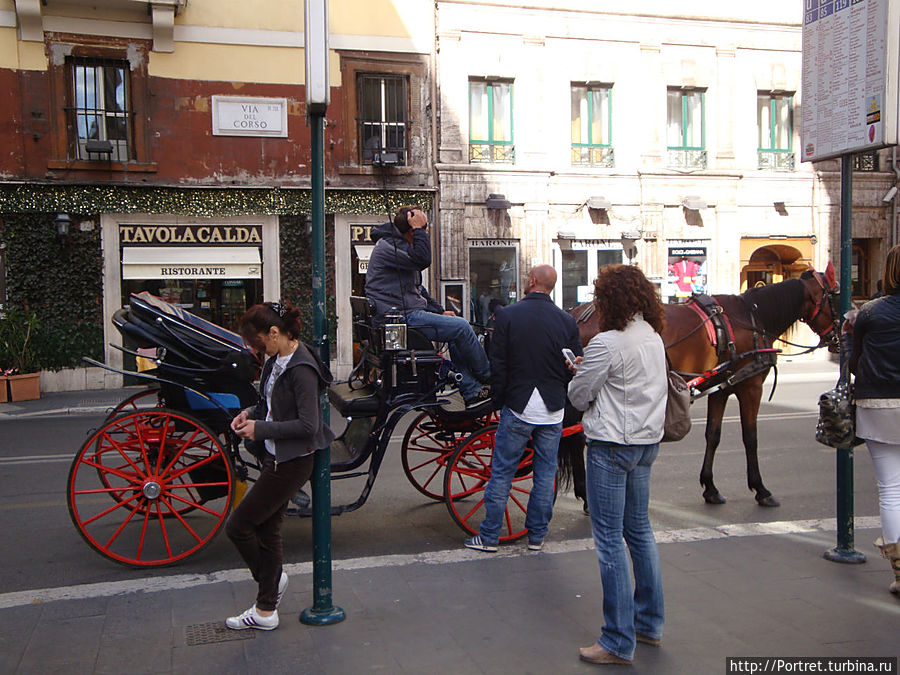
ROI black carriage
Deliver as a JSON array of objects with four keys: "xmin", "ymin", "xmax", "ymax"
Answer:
[{"xmin": 68, "ymin": 293, "xmax": 541, "ymax": 567}]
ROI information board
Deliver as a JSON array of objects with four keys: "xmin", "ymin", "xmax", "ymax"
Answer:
[{"xmin": 801, "ymin": 0, "xmax": 900, "ymax": 161}]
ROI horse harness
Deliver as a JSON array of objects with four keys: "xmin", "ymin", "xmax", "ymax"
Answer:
[{"xmin": 678, "ymin": 294, "xmax": 780, "ymax": 399}]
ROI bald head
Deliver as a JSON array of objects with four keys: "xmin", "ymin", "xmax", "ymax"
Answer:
[{"xmin": 528, "ymin": 264, "xmax": 557, "ymax": 294}]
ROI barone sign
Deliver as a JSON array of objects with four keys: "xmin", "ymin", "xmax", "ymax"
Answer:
[
  {"xmin": 119, "ymin": 224, "xmax": 262, "ymax": 246},
  {"xmin": 211, "ymin": 96, "xmax": 288, "ymax": 138},
  {"xmin": 801, "ymin": 0, "xmax": 900, "ymax": 162}
]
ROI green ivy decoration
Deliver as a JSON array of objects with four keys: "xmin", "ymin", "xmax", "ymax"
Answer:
[{"xmin": 2, "ymin": 213, "xmax": 103, "ymax": 371}]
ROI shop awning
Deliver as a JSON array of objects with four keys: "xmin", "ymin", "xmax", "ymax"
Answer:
[{"xmin": 122, "ymin": 247, "xmax": 261, "ymax": 279}]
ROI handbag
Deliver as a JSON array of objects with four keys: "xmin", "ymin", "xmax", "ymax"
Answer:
[
  {"xmin": 662, "ymin": 361, "xmax": 692, "ymax": 443},
  {"xmin": 815, "ymin": 344, "xmax": 863, "ymax": 449}
]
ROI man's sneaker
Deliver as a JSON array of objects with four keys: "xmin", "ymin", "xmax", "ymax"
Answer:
[
  {"xmin": 527, "ymin": 539, "xmax": 544, "ymax": 551},
  {"xmin": 276, "ymin": 572, "xmax": 289, "ymax": 608},
  {"xmin": 225, "ymin": 605, "xmax": 279, "ymax": 631},
  {"xmin": 464, "ymin": 386, "xmax": 492, "ymax": 408},
  {"xmin": 464, "ymin": 535, "xmax": 498, "ymax": 552}
]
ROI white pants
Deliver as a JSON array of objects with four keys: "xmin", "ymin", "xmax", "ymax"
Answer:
[{"xmin": 866, "ymin": 440, "xmax": 900, "ymax": 545}]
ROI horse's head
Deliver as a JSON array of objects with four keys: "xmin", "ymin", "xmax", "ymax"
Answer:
[{"xmin": 800, "ymin": 262, "xmax": 840, "ymax": 352}]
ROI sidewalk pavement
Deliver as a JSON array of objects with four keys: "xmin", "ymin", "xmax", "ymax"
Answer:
[
  {"xmin": 0, "ymin": 359, "xmax": 840, "ymax": 422},
  {"xmin": 2, "ymin": 521, "xmax": 897, "ymax": 674}
]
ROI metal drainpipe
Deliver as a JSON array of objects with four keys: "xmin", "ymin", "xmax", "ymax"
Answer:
[
  {"xmin": 892, "ymin": 147, "xmax": 899, "ymax": 248},
  {"xmin": 430, "ymin": 1, "xmax": 442, "ymax": 291}
]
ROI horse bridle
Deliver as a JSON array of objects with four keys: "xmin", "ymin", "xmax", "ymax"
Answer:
[{"xmin": 803, "ymin": 270, "xmax": 839, "ymax": 346}]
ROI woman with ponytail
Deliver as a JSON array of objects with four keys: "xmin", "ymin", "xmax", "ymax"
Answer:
[{"xmin": 225, "ymin": 302, "xmax": 335, "ymax": 631}]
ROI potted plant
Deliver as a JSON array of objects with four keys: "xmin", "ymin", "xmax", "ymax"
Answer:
[{"xmin": 0, "ymin": 308, "xmax": 41, "ymax": 402}]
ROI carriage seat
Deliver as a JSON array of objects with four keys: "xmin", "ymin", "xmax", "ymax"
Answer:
[
  {"xmin": 349, "ymin": 296, "xmax": 436, "ymax": 353},
  {"xmin": 327, "ymin": 380, "xmax": 382, "ymax": 417}
]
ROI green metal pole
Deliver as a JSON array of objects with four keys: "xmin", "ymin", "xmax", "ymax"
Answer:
[
  {"xmin": 824, "ymin": 154, "xmax": 865, "ymax": 565},
  {"xmin": 300, "ymin": 111, "xmax": 346, "ymax": 624}
]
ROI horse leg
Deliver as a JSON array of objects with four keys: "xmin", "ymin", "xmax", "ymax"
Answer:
[
  {"xmin": 735, "ymin": 383, "xmax": 779, "ymax": 507},
  {"xmin": 700, "ymin": 391, "xmax": 728, "ymax": 504}
]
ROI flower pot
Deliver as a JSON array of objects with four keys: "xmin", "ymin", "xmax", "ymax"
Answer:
[
  {"xmin": 0, "ymin": 376, "xmax": 8, "ymax": 403},
  {"xmin": 7, "ymin": 372, "xmax": 40, "ymax": 402}
]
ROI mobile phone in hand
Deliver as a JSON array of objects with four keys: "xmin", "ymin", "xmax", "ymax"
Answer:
[{"xmin": 562, "ymin": 348, "xmax": 577, "ymax": 364}]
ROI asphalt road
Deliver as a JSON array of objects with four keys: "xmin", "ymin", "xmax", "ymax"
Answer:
[{"xmin": 0, "ymin": 378, "xmax": 880, "ymax": 595}]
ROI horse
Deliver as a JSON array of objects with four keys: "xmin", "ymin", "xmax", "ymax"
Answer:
[{"xmin": 559, "ymin": 265, "xmax": 839, "ymax": 508}]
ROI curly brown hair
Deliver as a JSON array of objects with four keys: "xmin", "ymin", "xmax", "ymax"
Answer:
[{"xmin": 593, "ymin": 264, "xmax": 665, "ymax": 334}]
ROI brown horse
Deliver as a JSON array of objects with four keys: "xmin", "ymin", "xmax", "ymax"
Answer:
[{"xmin": 561, "ymin": 265, "xmax": 839, "ymax": 507}]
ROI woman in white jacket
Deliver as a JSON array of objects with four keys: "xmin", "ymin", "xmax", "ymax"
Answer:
[{"xmin": 568, "ymin": 264, "xmax": 667, "ymax": 666}]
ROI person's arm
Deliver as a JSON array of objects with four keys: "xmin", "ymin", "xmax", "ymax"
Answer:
[
  {"xmin": 567, "ymin": 336, "xmax": 610, "ymax": 411},
  {"xmin": 419, "ymin": 284, "xmax": 446, "ymax": 314},
  {"xmin": 254, "ymin": 366, "xmax": 320, "ymax": 441},
  {"xmin": 489, "ymin": 311, "xmax": 510, "ymax": 406},
  {"xmin": 387, "ymin": 229, "xmax": 431, "ymax": 272}
]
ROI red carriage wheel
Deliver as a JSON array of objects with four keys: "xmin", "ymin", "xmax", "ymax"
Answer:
[
  {"xmin": 67, "ymin": 409, "xmax": 234, "ymax": 567},
  {"xmin": 401, "ymin": 412, "xmax": 462, "ymax": 500},
  {"xmin": 106, "ymin": 387, "xmax": 162, "ymax": 420},
  {"xmin": 443, "ymin": 425, "xmax": 535, "ymax": 542}
]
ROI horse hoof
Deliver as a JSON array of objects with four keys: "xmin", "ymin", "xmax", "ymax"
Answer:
[
  {"xmin": 757, "ymin": 495, "xmax": 780, "ymax": 507},
  {"xmin": 703, "ymin": 492, "xmax": 726, "ymax": 505}
]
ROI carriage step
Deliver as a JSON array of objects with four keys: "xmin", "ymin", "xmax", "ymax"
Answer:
[{"xmin": 327, "ymin": 381, "xmax": 381, "ymax": 417}]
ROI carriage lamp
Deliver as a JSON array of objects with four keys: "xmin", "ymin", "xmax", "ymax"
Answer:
[{"xmin": 383, "ymin": 308, "xmax": 407, "ymax": 351}]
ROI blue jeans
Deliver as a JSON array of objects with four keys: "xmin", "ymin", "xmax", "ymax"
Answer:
[
  {"xmin": 585, "ymin": 440, "xmax": 664, "ymax": 661},
  {"xmin": 479, "ymin": 407, "xmax": 562, "ymax": 544},
  {"xmin": 406, "ymin": 309, "xmax": 490, "ymax": 400}
]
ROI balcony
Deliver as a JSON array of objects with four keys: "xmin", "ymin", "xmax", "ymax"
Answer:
[
  {"xmin": 758, "ymin": 151, "xmax": 795, "ymax": 172},
  {"xmin": 571, "ymin": 145, "xmax": 615, "ymax": 168},
  {"xmin": 469, "ymin": 144, "xmax": 515, "ymax": 164},
  {"xmin": 667, "ymin": 149, "xmax": 707, "ymax": 170}
]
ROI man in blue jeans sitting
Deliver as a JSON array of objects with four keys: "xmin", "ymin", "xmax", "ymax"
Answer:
[
  {"xmin": 365, "ymin": 206, "xmax": 491, "ymax": 406},
  {"xmin": 464, "ymin": 264, "xmax": 583, "ymax": 551}
]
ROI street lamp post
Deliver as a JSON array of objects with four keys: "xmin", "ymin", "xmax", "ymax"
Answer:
[{"xmin": 300, "ymin": 0, "xmax": 345, "ymax": 626}]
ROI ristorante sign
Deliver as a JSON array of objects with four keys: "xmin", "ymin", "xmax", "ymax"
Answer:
[{"xmin": 119, "ymin": 224, "xmax": 263, "ymax": 246}]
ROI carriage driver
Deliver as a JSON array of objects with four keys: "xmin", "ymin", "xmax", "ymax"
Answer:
[{"xmin": 365, "ymin": 206, "xmax": 491, "ymax": 407}]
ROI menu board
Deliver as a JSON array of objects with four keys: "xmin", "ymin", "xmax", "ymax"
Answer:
[{"xmin": 801, "ymin": 0, "xmax": 896, "ymax": 161}]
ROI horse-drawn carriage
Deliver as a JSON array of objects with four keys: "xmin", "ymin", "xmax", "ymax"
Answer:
[{"xmin": 67, "ymin": 292, "xmax": 540, "ymax": 567}]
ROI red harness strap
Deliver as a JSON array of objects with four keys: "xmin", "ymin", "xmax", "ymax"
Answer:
[{"xmin": 687, "ymin": 296, "xmax": 738, "ymax": 354}]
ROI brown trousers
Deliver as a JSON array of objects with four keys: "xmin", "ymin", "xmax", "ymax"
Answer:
[{"xmin": 225, "ymin": 453, "xmax": 314, "ymax": 611}]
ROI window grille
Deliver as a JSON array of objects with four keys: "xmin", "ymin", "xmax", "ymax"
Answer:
[
  {"xmin": 358, "ymin": 74, "xmax": 408, "ymax": 165},
  {"xmin": 66, "ymin": 57, "xmax": 132, "ymax": 162}
]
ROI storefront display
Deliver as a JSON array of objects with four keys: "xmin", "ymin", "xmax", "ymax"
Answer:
[
  {"xmin": 468, "ymin": 239, "xmax": 519, "ymax": 325},
  {"xmin": 666, "ymin": 246, "xmax": 708, "ymax": 303}
]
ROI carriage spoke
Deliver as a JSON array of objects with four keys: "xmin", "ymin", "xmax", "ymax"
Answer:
[
  {"xmin": 166, "ymin": 491, "xmax": 228, "ymax": 517},
  {"xmin": 159, "ymin": 428, "xmax": 204, "ymax": 476},
  {"xmin": 154, "ymin": 501, "xmax": 173, "ymax": 559},
  {"xmin": 166, "ymin": 451, "xmax": 222, "ymax": 482},
  {"xmin": 158, "ymin": 495, "xmax": 203, "ymax": 543},
  {"xmin": 154, "ymin": 415, "xmax": 173, "ymax": 474},
  {"xmin": 103, "ymin": 497, "xmax": 144, "ymax": 550},
  {"xmin": 101, "ymin": 430, "xmax": 147, "ymax": 480},
  {"xmin": 84, "ymin": 492, "xmax": 142, "ymax": 526}
]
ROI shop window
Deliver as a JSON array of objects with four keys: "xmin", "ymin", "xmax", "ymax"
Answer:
[
  {"xmin": 667, "ymin": 88, "xmax": 706, "ymax": 170},
  {"xmin": 666, "ymin": 246, "xmax": 708, "ymax": 303},
  {"xmin": 552, "ymin": 244, "xmax": 623, "ymax": 310},
  {"xmin": 571, "ymin": 84, "xmax": 613, "ymax": 167},
  {"xmin": 47, "ymin": 40, "xmax": 153, "ymax": 172},
  {"xmin": 358, "ymin": 74, "xmax": 408, "ymax": 165},
  {"xmin": 468, "ymin": 243, "xmax": 518, "ymax": 325},
  {"xmin": 757, "ymin": 92, "xmax": 794, "ymax": 171},
  {"xmin": 338, "ymin": 51, "xmax": 426, "ymax": 172},
  {"xmin": 469, "ymin": 79, "xmax": 514, "ymax": 163}
]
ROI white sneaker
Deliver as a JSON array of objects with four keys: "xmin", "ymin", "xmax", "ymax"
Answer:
[
  {"xmin": 276, "ymin": 572, "xmax": 289, "ymax": 608},
  {"xmin": 225, "ymin": 605, "xmax": 279, "ymax": 631}
]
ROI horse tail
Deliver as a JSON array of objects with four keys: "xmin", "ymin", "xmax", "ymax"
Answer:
[{"xmin": 558, "ymin": 402, "xmax": 586, "ymax": 501}]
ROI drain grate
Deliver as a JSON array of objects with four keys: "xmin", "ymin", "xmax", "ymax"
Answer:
[{"xmin": 185, "ymin": 622, "xmax": 256, "ymax": 646}]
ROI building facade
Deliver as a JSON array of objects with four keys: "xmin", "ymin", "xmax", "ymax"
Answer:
[
  {"xmin": 433, "ymin": 0, "xmax": 898, "ymax": 352},
  {"xmin": 0, "ymin": 0, "xmax": 436, "ymax": 385}
]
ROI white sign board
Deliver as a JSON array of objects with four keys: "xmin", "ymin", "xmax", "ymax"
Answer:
[
  {"xmin": 801, "ymin": 0, "xmax": 900, "ymax": 162},
  {"xmin": 212, "ymin": 96, "xmax": 288, "ymax": 138}
]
